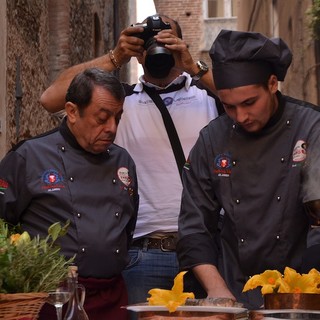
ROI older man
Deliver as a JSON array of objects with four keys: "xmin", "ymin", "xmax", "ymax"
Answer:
[{"xmin": 0, "ymin": 68, "xmax": 139, "ymax": 320}]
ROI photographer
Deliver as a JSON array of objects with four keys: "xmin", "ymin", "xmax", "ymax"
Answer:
[{"xmin": 40, "ymin": 14, "xmax": 222, "ymax": 316}]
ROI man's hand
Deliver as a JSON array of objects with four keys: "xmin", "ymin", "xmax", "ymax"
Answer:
[
  {"xmin": 154, "ymin": 30, "xmax": 216, "ymax": 93},
  {"xmin": 112, "ymin": 26, "xmax": 146, "ymax": 66},
  {"xmin": 154, "ymin": 29, "xmax": 195, "ymax": 74}
]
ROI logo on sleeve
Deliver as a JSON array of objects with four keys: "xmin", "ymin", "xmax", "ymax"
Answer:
[
  {"xmin": 117, "ymin": 167, "xmax": 131, "ymax": 186},
  {"xmin": 214, "ymin": 153, "xmax": 232, "ymax": 177},
  {"xmin": 41, "ymin": 169, "xmax": 65, "ymax": 191},
  {"xmin": 0, "ymin": 179, "xmax": 9, "ymax": 194},
  {"xmin": 292, "ymin": 140, "xmax": 307, "ymax": 166}
]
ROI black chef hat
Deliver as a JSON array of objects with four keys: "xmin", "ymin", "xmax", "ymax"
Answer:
[{"xmin": 209, "ymin": 29, "xmax": 293, "ymax": 90}]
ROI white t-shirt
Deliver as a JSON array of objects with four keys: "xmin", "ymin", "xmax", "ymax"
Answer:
[{"xmin": 114, "ymin": 73, "xmax": 220, "ymax": 238}]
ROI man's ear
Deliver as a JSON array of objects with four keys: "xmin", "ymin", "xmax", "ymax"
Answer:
[
  {"xmin": 65, "ymin": 102, "xmax": 78, "ymax": 123},
  {"xmin": 268, "ymin": 75, "xmax": 278, "ymax": 93}
]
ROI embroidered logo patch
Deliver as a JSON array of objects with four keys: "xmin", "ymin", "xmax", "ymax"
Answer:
[
  {"xmin": 117, "ymin": 167, "xmax": 131, "ymax": 186},
  {"xmin": 292, "ymin": 140, "xmax": 307, "ymax": 164},
  {"xmin": 214, "ymin": 153, "xmax": 232, "ymax": 176},
  {"xmin": 41, "ymin": 169, "xmax": 65, "ymax": 191},
  {"xmin": 0, "ymin": 179, "xmax": 9, "ymax": 193},
  {"xmin": 163, "ymin": 97, "xmax": 174, "ymax": 106}
]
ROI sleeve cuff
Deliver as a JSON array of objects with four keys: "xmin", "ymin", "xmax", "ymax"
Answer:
[{"xmin": 177, "ymin": 233, "xmax": 219, "ymax": 270}]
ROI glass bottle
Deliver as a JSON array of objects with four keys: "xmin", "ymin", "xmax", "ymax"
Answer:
[{"xmin": 63, "ymin": 266, "xmax": 89, "ymax": 320}]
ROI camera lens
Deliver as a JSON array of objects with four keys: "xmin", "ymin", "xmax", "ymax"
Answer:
[
  {"xmin": 145, "ymin": 38, "xmax": 175, "ymax": 78},
  {"xmin": 145, "ymin": 37, "xmax": 171, "ymax": 56}
]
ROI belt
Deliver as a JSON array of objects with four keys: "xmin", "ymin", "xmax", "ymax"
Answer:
[{"xmin": 131, "ymin": 234, "xmax": 177, "ymax": 252}]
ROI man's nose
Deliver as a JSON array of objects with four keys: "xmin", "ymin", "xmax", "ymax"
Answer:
[
  {"xmin": 235, "ymin": 107, "xmax": 248, "ymax": 123},
  {"xmin": 104, "ymin": 118, "xmax": 118, "ymax": 133}
]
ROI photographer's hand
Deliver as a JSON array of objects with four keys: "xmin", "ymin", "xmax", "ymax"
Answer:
[
  {"xmin": 111, "ymin": 26, "xmax": 145, "ymax": 67},
  {"xmin": 155, "ymin": 30, "xmax": 217, "ymax": 93}
]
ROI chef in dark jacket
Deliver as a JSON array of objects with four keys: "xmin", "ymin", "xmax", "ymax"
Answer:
[
  {"xmin": 177, "ymin": 29, "xmax": 320, "ymax": 309},
  {"xmin": 0, "ymin": 68, "xmax": 139, "ymax": 320}
]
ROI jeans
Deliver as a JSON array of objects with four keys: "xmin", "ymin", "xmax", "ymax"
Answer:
[
  {"xmin": 122, "ymin": 246, "xmax": 206, "ymax": 320},
  {"xmin": 122, "ymin": 247, "xmax": 179, "ymax": 320}
]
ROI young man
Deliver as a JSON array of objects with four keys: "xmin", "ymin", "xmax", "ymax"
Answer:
[
  {"xmin": 40, "ymin": 14, "xmax": 222, "ymax": 313},
  {"xmin": 0, "ymin": 68, "xmax": 139, "ymax": 320},
  {"xmin": 177, "ymin": 29, "xmax": 320, "ymax": 310}
]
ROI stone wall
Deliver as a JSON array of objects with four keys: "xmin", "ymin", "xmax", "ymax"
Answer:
[
  {"xmin": 2, "ymin": 0, "xmax": 130, "ymax": 157},
  {"xmin": 6, "ymin": 0, "xmax": 56, "ymax": 152}
]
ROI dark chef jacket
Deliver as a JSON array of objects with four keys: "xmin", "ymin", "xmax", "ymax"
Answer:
[
  {"xmin": 0, "ymin": 119, "xmax": 139, "ymax": 279},
  {"xmin": 177, "ymin": 92, "xmax": 320, "ymax": 309}
]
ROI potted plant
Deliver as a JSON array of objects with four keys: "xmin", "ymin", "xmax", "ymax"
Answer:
[{"xmin": 0, "ymin": 219, "xmax": 74, "ymax": 319}]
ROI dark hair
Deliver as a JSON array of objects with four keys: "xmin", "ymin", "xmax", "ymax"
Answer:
[{"xmin": 65, "ymin": 68, "xmax": 125, "ymax": 114}]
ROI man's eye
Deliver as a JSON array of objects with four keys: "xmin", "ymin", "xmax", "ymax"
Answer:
[
  {"xmin": 97, "ymin": 117, "xmax": 108, "ymax": 124},
  {"xmin": 244, "ymin": 99, "xmax": 255, "ymax": 106}
]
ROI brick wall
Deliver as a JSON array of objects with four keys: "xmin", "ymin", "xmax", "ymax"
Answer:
[{"xmin": 154, "ymin": 0, "xmax": 204, "ymax": 61}]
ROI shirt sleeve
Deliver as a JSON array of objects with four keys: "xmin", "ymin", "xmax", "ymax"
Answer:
[
  {"xmin": 177, "ymin": 128, "xmax": 221, "ymax": 270},
  {"xmin": 0, "ymin": 149, "xmax": 31, "ymax": 224},
  {"xmin": 300, "ymin": 110, "xmax": 320, "ymax": 271}
]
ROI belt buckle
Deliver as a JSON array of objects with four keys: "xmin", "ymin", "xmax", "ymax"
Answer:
[{"xmin": 160, "ymin": 236, "xmax": 174, "ymax": 252}]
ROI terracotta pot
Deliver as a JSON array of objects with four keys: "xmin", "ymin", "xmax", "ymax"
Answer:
[{"xmin": 264, "ymin": 293, "xmax": 320, "ymax": 310}]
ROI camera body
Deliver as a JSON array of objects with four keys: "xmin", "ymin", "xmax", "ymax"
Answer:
[
  {"xmin": 133, "ymin": 15, "xmax": 171, "ymax": 48},
  {"xmin": 132, "ymin": 15, "xmax": 175, "ymax": 78}
]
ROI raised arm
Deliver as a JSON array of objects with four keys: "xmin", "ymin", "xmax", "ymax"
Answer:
[{"xmin": 40, "ymin": 25, "xmax": 145, "ymax": 113}]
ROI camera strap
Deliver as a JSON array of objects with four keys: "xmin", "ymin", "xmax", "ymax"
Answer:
[{"xmin": 143, "ymin": 84, "xmax": 186, "ymax": 181}]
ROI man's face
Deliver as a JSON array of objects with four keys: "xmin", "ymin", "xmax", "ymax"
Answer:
[
  {"xmin": 66, "ymin": 86, "xmax": 123, "ymax": 154},
  {"xmin": 218, "ymin": 76, "xmax": 278, "ymax": 133}
]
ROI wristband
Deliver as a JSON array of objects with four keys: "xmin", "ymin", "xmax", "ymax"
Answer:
[{"xmin": 109, "ymin": 50, "xmax": 121, "ymax": 69}]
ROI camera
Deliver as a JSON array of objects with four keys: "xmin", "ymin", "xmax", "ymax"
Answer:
[
  {"xmin": 133, "ymin": 15, "xmax": 171, "ymax": 49},
  {"xmin": 132, "ymin": 15, "xmax": 175, "ymax": 78}
]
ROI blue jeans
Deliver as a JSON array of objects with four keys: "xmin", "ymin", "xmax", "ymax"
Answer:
[
  {"xmin": 122, "ymin": 246, "xmax": 206, "ymax": 320},
  {"xmin": 123, "ymin": 248, "xmax": 179, "ymax": 303},
  {"xmin": 122, "ymin": 247, "xmax": 179, "ymax": 320}
]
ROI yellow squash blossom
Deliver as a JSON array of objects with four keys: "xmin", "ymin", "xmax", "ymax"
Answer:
[
  {"xmin": 243, "ymin": 270, "xmax": 282, "ymax": 293},
  {"xmin": 243, "ymin": 267, "xmax": 320, "ymax": 295},
  {"xmin": 148, "ymin": 271, "xmax": 195, "ymax": 312},
  {"xmin": 281, "ymin": 267, "xmax": 320, "ymax": 294}
]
